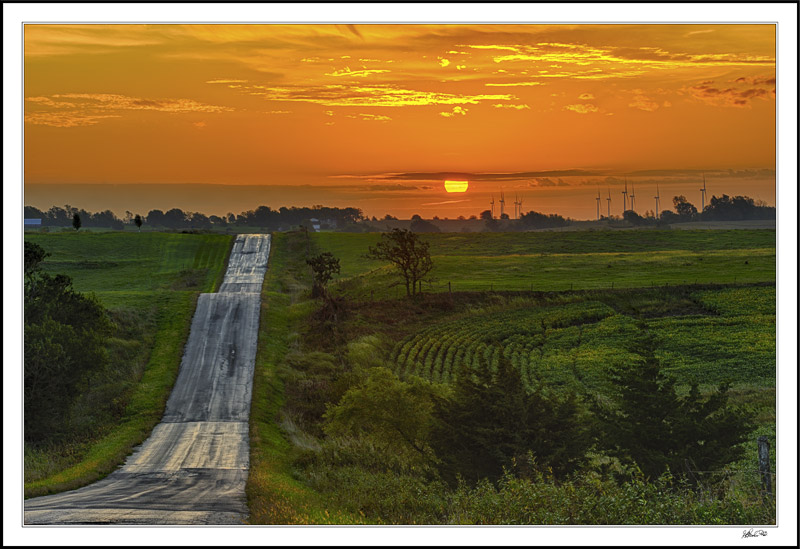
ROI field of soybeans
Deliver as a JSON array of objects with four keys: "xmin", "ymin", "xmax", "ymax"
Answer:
[{"xmin": 319, "ymin": 228, "xmax": 777, "ymax": 440}]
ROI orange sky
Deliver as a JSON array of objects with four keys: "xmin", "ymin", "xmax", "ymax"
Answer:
[{"xmin": 23, "ymin": 24, "xmax": 777, "ymax": 219}]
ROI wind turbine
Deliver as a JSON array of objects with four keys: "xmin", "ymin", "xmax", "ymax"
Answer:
[
  {"xmin": 629, "ymin": 183, "xmax": 636, "ymax": 212},
  {"xmin": 499, "ymin": 191, "xmax": 506, "ymax": 218},
  {"xmin": 700, "ymin": 173, "xmax": 707, "ymax": 213},
  {"xmin": 654, "ymin": 184, "xmax": 661, "ymax": 219},
  {"xmin": 518, "ymin": 194, "xmax": 524, "ymax": 218},
  {"xmin": 513, "ymin": 193, "xmax": 520, "ymax": 219},
  {"xmin": 595, "ymin": 189, "xmax": 601, "ymax": 221},
  {"xmin": 622, "ymin": 179, "xmax": 628, "ymax": 213},
  {"xmin": 606, "ymin": 188, "xmax": 612, "ymax": 218},
  {"xmin": 490, "ymin": 195, "xmax": 495, "ymax": 219}
]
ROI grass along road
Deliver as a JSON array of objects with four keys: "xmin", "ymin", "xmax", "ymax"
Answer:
[{"xmin": 24, "ymin": 232, "xmax": 233, "ymax": 497}]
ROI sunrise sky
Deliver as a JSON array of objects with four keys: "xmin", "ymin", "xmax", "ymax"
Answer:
[{"xmin": 23, "ymin": 22, "xmax": 777, "ymax": 219}]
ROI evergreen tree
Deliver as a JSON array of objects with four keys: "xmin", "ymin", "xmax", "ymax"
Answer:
[
  {"xmin": 594, "ymin": 325, "xmax": 754, "ymax": 481},
  {"xmin": 431, "ymin": 355, "xmax": 590, "ymax": 486}
]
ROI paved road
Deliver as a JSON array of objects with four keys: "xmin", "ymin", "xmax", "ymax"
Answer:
[{"xmin": 24, "ymin": 234, "xmax": 271, "ymax": 525}]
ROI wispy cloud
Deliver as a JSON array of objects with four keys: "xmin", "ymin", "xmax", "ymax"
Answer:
[
  {"xmin": 492, "ymin": 103, "xmax": 530, "ymax": 110},
  {"xmin": 685, "ymin": 29, "xmax": 715, "ymax": 37},
  {"xmin": 628, "ymin": 94, "xmax": 660, "ymax": 111},
  {"xmin": 686, "ymin": 79, "xmax": 773, "ymax": 108},
  {"xmin": 421, "ymin": 199, "xmax": 470, "ymax": 206},
  {"xmin": 205, "ymin": 79, "xmax": 249, "ymax": 84},
  {"xmin": 325, "ymin": 67, "xmax": 390, "ymax": 78},
  {"xmin": 564, "ymin": 103, "xmax": 599, "ymax": 114},
  {"xmin": 245, "ymin": 83, "xmax": 512, "ymax": 108},
  {"xmin": 25, "ymin": 93, "xmax": 233, "ymax": 127},
  {"xmin": 484, "ymin": 81, "xmax": 544, "ymax": 87},
  {"xmin": 440, "ymin": 106, "xmax": 468, "ymax": 117},
  {"xmin": 472, "ymin": 42, "xmax": 774, "ymax": 69},
  {"xmin": 345, "ymin": 113, "xmax": 392, "ymax": 122}
]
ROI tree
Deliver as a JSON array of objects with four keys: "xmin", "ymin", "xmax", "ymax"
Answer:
[
  {"xmin": 324, "ymin": 367, "xmax": 446, "ymax": 464},
  {"xmin": 593, "ymin": 326, "xmax": 754, "ymax": 481},
  {"xmin": 479, "ymin": 209, "xmax": 493, "ymax": 221},
  {"xmin": 430, "ymin": 356, "xmax": 590, "ymax": 486},
  {"xmin": 365, "ymin": 228, "xmax": 434, "ymax": 296},
  {"xmin": 519, "ymin": 210, "xmax": 569, "ymax": 229},
  {"xmin": 72, "ymin": 213, "xmax": 81, "ymax": 231},
  {"xmin": 623, "ymin": 209, "xmax": 646, "ymax": 226},
  {"xmin": 672, "ymin": 196, "xmax": 698, "ymax": 220},
  {"xmin": 24, "ymin": 242, "xmax": 112, "ymax": 441},
  {"xmin": 410, "ymin": 217, "xmax": 441, "ymax": 233},
  {"xmin": 306, "ymin": 251, "xmax": 341, "ymax": 298},
  {"xmin": 134, "ymin": 214, "xmax": 143, "ymax": 232}
]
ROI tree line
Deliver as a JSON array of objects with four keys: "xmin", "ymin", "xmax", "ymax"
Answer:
[
  {"xmin": 623, "ymin": 194, "xmax": 776, "ymax": 226},
  {"xmin": 24, "ymin": 204, "xmax": 365, "ymax": 231},
  {"xmin": 24, "ymin": 193, "xmax": 773, "ymax": 233}
]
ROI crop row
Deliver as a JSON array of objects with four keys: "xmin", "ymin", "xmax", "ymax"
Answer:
[
  {"xmin": 390, "ymin": 301, "xmax": 617, "ymax": 388},
  {"xmin": 390, "ymin": 287, "xmax": 776, "ymax": 391}
]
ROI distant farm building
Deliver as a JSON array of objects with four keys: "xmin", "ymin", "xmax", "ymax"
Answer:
[
  {"xmin": 24, "ymin": 218, "xmax": 42, "ymax": 227},
  {"xmin": 309, "ymin": 218, "xmax": 321, "ymax": 232}
]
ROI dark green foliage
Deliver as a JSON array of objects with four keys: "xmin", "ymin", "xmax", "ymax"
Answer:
[
  {"xmin": 72, "ymin": 213, "xmax": 81, "ymax": 231},
  {"xmin": 701, "ymin": 194, "xmax": 776, "ymax": 221},
  {"xmin": 593, "ymin": 325, "xmax": 755, "ymax": 481},
  {"xmin": 134, "ymin": 214, "xmax": 143, "ymax": 231},
  {"xmin": 409, "ymin": 216, "xmax": 441, "ymax": 233},
  {"xmin": 306, "ymin": 251, "xmax": 340, "ymax": 298},
  {"xmin": 430, "ymin": 356, "xmax": 591, "ymax": 486},
  {"xmin": 673, "ymin": 195, "xmax": 698, "ymax": 220},
  {"xmin": 519, "ymin": 209, "xmax": 569, "ymax": 229},
  {"xmin": 24, "ymin": 242, "xmax": 112, "ymax": 441}
]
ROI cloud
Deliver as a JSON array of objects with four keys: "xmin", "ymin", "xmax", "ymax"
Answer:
[
  {"xmin": 467, "ymin": 42, "xmax": 774, "ymax": 74},
  {"xmin": 686, "ymin": 81, "xmax": 772, "ymax": 108},
  {"xmin": 421, "ymin": 199, "xmax": 470, "ymax": 206},
  {"xmin": 438, "ymin": 57, "xmax": 451, "ymax": 67},
  {"xmin": 564, "ymin": 103, "xmax": 599, "ymax": 114},
  {"xmin": 325, "ymin": 67, "xmax": 390, "ymax": 78},
  {"xmin": 206, "ymin": 79, "xmax": 249, "ymax": 84},
  {"xmin": 440, "ymin": 106, "xmax": 468, "ymax": 117},
  {"xmin": 335, "ymin": 169, "xmax": 610, "ymax": 183},
  {"xmin": 24, "ymin": 112, "xmax": 121, "ymax": 128},
  {"xmin": 733, "ymin": 75, "xmax": 776, "ymax": 86},
  {"xmin": 246, "ymin": 84, "xmax": 512, "ymax": 108},
  {"xmin": 53, "ymin": 93, "xmax": 232, "ymax": 113},
  {"xmin": 345, "ymin": 113, "xmax": 392, "ymax": 122},
  {"xmin": 685, "ymin": 29, "xmax": 715, "ymax": 37},
  {"xmin": 25, "ymin": 93, "xmax": 233, "ymax": 127},
  {"xmin": 628, "ymin": 94, "xmax": 660, "ymax": 111},
  {"xmin": 579, "ymin": 93, "xmax": 594, "ymax": 100},
  {"xmin": 528, "ymin": 177, "xmax": 569, "ymax": 187},
  {"xmin": 485, "ymin": 81, "xmax": 544, "ymax": 87},
  {"xmin": 492, "ymin": 103, "xmax": 530, "ymax": 110},
  {"xmin": 193, "ymin": 121, "xmax": 207, "ymax": 129}
]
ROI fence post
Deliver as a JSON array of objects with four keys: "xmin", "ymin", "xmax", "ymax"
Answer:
[
  {"xmin": 448, "ymin": 281, "xmax": 451, "ymax": 294},
  {"xmin": 758, "ymin": 436, "xmax": 773, "ymax": 499}
]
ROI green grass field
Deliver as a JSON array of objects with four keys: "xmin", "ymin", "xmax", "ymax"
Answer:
[
  {"xmin": 313, "ymin": 229, "xmax": 775, "ymax": 296},
  {"xmin": 24, "ymin": 231, "xmax": 233, "ymax": 496}
]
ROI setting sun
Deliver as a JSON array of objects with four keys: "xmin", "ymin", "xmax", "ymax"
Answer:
[{"xmin": 444, "ymin": 180, "xmax": 469, "ymax": 193}]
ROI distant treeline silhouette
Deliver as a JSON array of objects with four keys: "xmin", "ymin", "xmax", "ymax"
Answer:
[
  {"xmin": 622, "ymin": 194, "xmax": 775, "ymax": 226},
  {"xmin": 24, "ymin": 204, "xmax": 365, "ymax": 230},
  {"xmin": 24, "ymin": 194, "xmax": 774, "ymax": 231}
]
